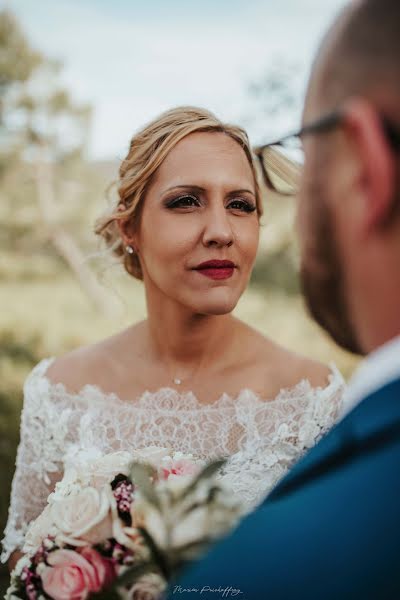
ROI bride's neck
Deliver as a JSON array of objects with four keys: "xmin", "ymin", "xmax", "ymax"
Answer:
[{"xmin": 145, "ymin": 304, "xmax": 237, "ymax": 366}]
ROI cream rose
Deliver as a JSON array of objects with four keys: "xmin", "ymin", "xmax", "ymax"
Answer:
[
  {"xmin": 87, "ymin": 451, "xmax": 134, "ymax": 488},
  {"xmin": 61, "ymin": 448, "xmax": 134, "ymax": 491},
  {"xmin": 131, "ymin": 447, "xmax": 171, "ymax": 468},
  {"xmin": 51, "ymin": 487, "xmax": 113, "ymax": 546}
]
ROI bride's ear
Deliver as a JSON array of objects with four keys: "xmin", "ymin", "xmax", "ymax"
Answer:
[{"xmin": 117, "ymin": 204, "xmax": 138, "ymax": 252}]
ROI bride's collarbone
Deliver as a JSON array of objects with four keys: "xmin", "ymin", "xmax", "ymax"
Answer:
[{"xmin": 44, "ymin": 337, "xmax": 331, "ymax": 407}]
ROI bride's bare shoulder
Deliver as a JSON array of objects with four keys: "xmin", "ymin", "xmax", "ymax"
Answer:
[
  {"xmin": 45, "ymin": 324, "xmax": 144, "ymax": 394},
  {"xmin": 240, "ymin": 322, "xmax": 332, "ymax": 390}
]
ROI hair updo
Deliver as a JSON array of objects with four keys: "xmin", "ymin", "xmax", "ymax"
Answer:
[{"xmin": 95, "ymin": 106, "xmax": 263, "ymax": 280}]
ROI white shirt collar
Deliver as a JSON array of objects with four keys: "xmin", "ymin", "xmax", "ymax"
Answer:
[{"xmin": 340, "ymin": 334, "xmax": 400, "ymax": 419}]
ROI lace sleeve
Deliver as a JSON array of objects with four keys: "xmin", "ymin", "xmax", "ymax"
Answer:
[
  {"xmin": 218, "ymin": 364, "xmax": 346, "ymax": 513},
  {"xmin": 1, "ymin": 359, "xmax": 73, "ymax": 563}
]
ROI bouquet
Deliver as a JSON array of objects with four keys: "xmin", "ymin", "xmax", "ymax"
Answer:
[{"xmin": 7, "ymin": 447, "xmax": 241, "ymax": 599}]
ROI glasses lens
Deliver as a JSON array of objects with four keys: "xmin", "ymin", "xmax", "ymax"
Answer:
[{"xmin": 258, "ymin": 137, "xmax": 303, "ymax": 196}]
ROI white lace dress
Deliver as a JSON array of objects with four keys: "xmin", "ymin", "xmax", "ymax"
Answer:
[{"xmin": 1, "ymin": 357, "xmax": 345, "ymax": 563}]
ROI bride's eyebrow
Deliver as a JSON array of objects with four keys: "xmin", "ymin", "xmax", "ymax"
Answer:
[
  {"xmin": 226, "ymin": 189, "xmax": 256, "ymax": 198},
  {"xmin": 163, "ymin": 185, "xmax": 255, "ymax": 196},
  {"xmin": 163, "ymin": 185, "xmax": 205, "ymax": 194}
]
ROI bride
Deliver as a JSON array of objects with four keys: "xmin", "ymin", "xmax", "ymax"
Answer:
[{"xmin": 2, "ymin": 106, "xmax": 345, "ymax": 570}]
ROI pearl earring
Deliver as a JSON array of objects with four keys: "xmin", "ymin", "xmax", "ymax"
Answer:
[{"xmin": 126, "ymin": 245, "xmax": 135, "ymax": 255}]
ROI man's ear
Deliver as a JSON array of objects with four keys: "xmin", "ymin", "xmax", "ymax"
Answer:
[{"xmin": 343, "ymin": 97, "xmax": 396, "ymax": 234}]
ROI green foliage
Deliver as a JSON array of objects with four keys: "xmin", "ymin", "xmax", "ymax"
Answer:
[{"xmin": 0, "ymin": 9, "xmax": 42, "ymax": 95}]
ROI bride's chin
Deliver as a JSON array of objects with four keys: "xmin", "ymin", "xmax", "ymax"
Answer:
[
  {"xmin": 188, "ymin": 294, "xmax": 240, "ymax": 316},
  {"xmin": 200, "ymin": 304, "xmax": 236, "ymax": 316}
]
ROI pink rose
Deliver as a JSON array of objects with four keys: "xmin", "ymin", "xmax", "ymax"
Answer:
[
  {"xmin": 41, "ymin": 547, "xmax": 116, "ymax": 600},
  {"xmin": 80, "ymin": 547, "xmax": 116, "ymax": 589},
  {"xmin": 160, "ymin": 459, "xmax": 201, "ymax": 480}
]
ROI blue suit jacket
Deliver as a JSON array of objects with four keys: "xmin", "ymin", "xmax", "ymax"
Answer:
[{"xmin": 166, "ymin": 378, "xmax": 400, "ymax": 599}]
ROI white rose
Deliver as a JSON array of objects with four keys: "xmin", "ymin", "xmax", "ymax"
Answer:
[
  {"xmin": 62, "ymin": 449, "xmax": 134, "ymax": 490},
  {"xmin": 131, "ymin": 447, "xmax": 171, "ymax": 468},
  {"xmin": 87, "ymin": 451, "xmax": 134, "ymax": 488},
  {"xmin": 50, "ymin": 487, "xmax": 113, "ymax": 546}
]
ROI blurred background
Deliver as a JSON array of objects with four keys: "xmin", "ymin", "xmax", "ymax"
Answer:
[{"xmin": 0, "ymin": 0, "xmax": 356, "ymax": 592}]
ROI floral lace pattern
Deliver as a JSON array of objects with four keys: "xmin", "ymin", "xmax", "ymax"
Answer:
[{"xmin": 1, "ymin": 357, "xmax": 345, "ymax": 563}]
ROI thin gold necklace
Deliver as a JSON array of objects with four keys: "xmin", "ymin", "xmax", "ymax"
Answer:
[{"xmin": 166, "ymin": 360, "xmax": 205, "ymax": 387}]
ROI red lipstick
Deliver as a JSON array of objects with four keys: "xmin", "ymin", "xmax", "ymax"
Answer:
[{"xmin": 194, "ymin": 260, "xmax": 236, "ymax": 280}]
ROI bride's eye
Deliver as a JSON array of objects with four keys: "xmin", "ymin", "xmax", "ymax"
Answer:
[
  {"xmin": 227, "ymin": 199, "xmax": 257, "ymax": 213},
  {"xmin": 166, "ymin": 194, "xmax": 200, "ymax": 209}
]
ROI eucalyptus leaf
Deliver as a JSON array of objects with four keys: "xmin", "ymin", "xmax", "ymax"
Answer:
[
  {"xmin": 137, "ymin": 526, "xmax": 170, "ymax": 580},
  {"xmin": 168, "ymin": 536, "xmax": 214, "ymax": 563},
  {"xmin": 169, "ymin": 536, "xmax": 213, "ymax": 554},
  {"xmin": 113, "ymin": 561, "xmax": 160, "ymax": 588},
  {"xmin": 179, "ymin": 485, "xmax": 222, "ymax": 517},
  {"xmin": 181, "ymin": 459, "xmax": 226, "ymax": 499},
  {"xmin": 129, "ymin": 462, "xmax": 161, "ymax": 509}
]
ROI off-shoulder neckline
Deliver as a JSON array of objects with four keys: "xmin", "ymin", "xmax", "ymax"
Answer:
[{"xmin": 27, "ymin": 356, "xmax": 345, "ymax": 411}]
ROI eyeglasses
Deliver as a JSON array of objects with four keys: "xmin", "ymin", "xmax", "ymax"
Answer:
[{"xmin": 254, "ymin": 109, "xmax": 400, "ymax": 197}]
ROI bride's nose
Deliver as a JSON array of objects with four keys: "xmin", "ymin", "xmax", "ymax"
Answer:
[{"xmin": 202, "ymin": 203, "xmax": 234, "ymax": 248}]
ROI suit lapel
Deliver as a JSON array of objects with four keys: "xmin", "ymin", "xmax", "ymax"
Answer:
[{"xmin": 266, "ymin": 377, "xmax": 400, "ymax": 502}]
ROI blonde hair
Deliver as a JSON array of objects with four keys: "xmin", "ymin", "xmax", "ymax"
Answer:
[{"xmin": 95, "ymin": 106, "xmax": 263, "ymax": 280}]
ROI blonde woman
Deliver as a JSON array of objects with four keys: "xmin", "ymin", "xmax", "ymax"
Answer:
[{"xmin": 2, "ymin": 107, "xmax": 345, "ymax": 570}]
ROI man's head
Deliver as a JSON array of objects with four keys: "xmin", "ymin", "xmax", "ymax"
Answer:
[{"xmin": 298, "ymin": 0, "xmax": 400, "ymax": 355}]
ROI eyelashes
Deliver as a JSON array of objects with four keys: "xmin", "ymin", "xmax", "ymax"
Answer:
[
  {"xmin": 165, "ymin": 194, "xmax": 200, "ymax": 209},
  {"xmin": 165, "ymin": 194, "xmax": 256, "ymax": 213},
  {"xmin": 228, "ymin": 200, "xmax": 257, "ymax": 213}
]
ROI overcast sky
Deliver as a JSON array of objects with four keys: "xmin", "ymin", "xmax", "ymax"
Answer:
[{"xmin": 7, "ymin": 0, "xmax": 348, "ymax": 159}]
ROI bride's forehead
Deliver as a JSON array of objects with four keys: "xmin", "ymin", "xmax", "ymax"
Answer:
[
  {"xmin": 151, "ymin": 134, "xmax": 254, "ymax": 189},
  {"xmin": 160, "ymin": 132, "xmax": 248, "ymax": 167}
]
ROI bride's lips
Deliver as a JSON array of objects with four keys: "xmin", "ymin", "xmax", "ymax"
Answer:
[{"xmin": 193, "ymin": 260, "xmax": 236, "ymax": 280}]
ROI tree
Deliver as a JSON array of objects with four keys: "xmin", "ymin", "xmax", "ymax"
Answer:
[{"xmin": 0, "ymin": 9, "xmax": 114, "ymax": 313}]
